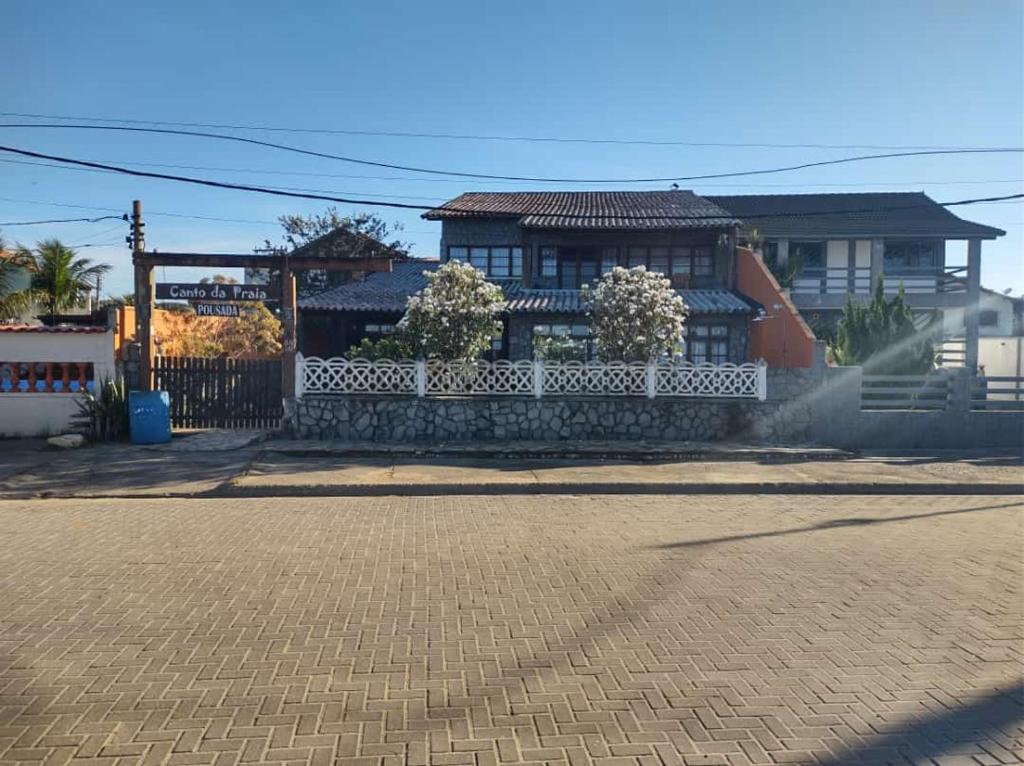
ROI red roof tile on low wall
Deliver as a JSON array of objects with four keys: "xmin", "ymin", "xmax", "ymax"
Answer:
[{"xmin": 0, "ymin": 324, "xmax": 108, "ymax": 333}]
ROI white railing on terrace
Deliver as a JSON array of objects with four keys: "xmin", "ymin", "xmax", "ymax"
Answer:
[{"xmin": 297, "ymin": 354, "xmax": 767, "ymax": 401}]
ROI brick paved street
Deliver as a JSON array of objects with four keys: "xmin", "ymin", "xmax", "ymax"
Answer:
[{"xmin": 0, "ymin": 495, "xmax": 1021, "ymax": 766}]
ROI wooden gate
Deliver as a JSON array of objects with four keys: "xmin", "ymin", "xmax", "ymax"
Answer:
[{"xmin": 154, "ymin": 356, "xmax": 282, "ymax": 428}]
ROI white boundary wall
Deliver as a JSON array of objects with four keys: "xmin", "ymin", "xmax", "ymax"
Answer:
[{"xmin": 0, "ymin": 329, "xmax": 116, "ymax": 437}]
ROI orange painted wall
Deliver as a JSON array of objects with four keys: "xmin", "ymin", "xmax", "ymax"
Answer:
[
  {"xmin": 735, "ymin": 246, "xmax": 818, "ymax": 368},
  {"xmin": 114, "ymin": 306, "xmax": 180, "ymax": 359}
]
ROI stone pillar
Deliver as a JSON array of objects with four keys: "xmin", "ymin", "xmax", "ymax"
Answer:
[{"xmin": 964, "ymin": 238, "xmax": 982, "ymax": 372}]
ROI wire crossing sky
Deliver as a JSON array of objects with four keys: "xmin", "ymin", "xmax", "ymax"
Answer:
[{"xmin": 1, "ymin": 0, "xmax": 1021, "ymax": 295}]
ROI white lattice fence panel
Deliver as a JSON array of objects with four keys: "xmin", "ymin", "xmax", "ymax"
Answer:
[
  {"xmin": 655, "ymin": 362, "xmax": 762, "ymax": 398},
  {"xmin": 543, "ymin": 361, "xmax": 648, "ymax": 396},
  {"xmin": 302, "ymin": 357, "xmax": 417, "ymax": 394},
  {"xmin": 425, "ymin": 360, "xmax": 534, "ymax": 395}
]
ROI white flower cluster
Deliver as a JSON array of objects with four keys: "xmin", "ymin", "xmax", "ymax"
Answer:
[
  {"xmin": 582, "ymin": 266, "xmax": 688, "ymax": 362},
  {"xmin": 400, "ymin": 260, "xmax": 505, "ymax": 361}
]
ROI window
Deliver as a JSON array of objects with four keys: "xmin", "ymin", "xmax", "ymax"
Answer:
[
  {"xmin": 693, "ymin": 247, "xmax": 713, "ymax": 277},
  {"xmin": 601, "ymin": 247, "xmax": 618, "ymax": 274},
  {"xmin": 533, "ymin": 323, "xmax": 591, "ymax": 361},
  {"xmin": 649, "ymin": 247, "xmax": 669, "ymax": 275},
  {"xmin": 979, "ymin": 309, "xmax": 999, "ymax": 327},
  {"xmin": 448, "ymin": 246, "xmax": 523, "ymax": 278},
  {"xmin": 685, "ymin": 324, "xmax": 729, "ymax": 365},
  {"xmin": 790, "ymin": 241, "xmax": 825, "ymax": 269},
  {"xmin": 490, "ymin": 247, "xmax": 510, "ymax": 277},
  {"xmin": 469, "ymin": 247, "xmax": 489, "ymax": 272},
  {"xmin": 884, "ymin": 240, "xmax": 938, "ymax": 271},
  {"xmin": 622, "ymin": 246, "xmax": 714, "ymax": 278},
  {"xmin": 541, "ymin": 247, "xmax": 557, "ymax": 277},
  {"xmin": 364, "ymin": 323, "xmax": 395, "ymax": 336},
  {"xmin": 559, "ymin": 259, "xmax": 578, "ymax": 289},
  {"xmin": 670, "ymin": 247, "xmax": 691, "ymax": 275}
]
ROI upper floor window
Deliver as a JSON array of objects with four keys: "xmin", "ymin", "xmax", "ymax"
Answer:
[
  {"xmin": 608, "ymin": 246, "xmax": 714, "ymax": 282},
  {"xmin": 884, "ymin": 241, "xmax": 938, "ymax": 272},
  {"xmin": 790, "ymin": 241, "xmax": 825, "ymax": 269},
  {"xmin": 448, "ymin": 246, "xmax": 523, "ymax": 278}
]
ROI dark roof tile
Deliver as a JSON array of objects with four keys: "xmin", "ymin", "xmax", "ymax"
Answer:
[
  {"xmin": 707, "ymin": 192, "xmax": 1005, "ymax": 240},
  {"xmin": 424, "ymin": 191, "xmax": 740, "ymax": 230}
]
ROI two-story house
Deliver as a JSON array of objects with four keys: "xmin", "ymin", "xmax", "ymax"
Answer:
[
  {"xmin": 706, "ymin": 192, "xmax": 1005, "ymax": 369},
  {"xmin": 299, "ymin": 191, "xmax": 764, "ymax": 365},
  {"xmin": 297, "ymin": 189, "xmax": 1004, "ymax": 370}
]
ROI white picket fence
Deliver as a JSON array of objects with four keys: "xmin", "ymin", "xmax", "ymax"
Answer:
[{"xmin": 297, "ymin": 354, "xmax": 767, "ymax": 400}]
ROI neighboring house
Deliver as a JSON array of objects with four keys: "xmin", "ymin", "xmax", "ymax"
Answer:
[
  {"xmin": 706, "ymin": 192, "xmax": 1004, "ymax": 368},
  {"xmin": 300, "ymin": 259, "xmax": 440, "ymax": 357},
  {"xmin": 299, "ymin": 191, "xmax": 781, "ymax": 365},
  {"xmin": 942, "ymin": 287, "xmax": 1023, "ymax": 339}
]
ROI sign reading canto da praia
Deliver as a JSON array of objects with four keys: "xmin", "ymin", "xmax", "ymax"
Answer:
[{"xmin": 154, "ymin": 283, "xmax": 278, "ymax": 301}]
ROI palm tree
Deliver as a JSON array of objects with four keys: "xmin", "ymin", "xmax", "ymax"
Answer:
[
  {"xmin": 0, "ymin": 239, "xmax": 33, "ymax": 321},
  {"xmin": 13, "ymin": 239, "xmax": 111, "ymax": 322}
]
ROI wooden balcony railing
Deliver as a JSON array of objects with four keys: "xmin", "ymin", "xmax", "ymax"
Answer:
[
  {"xmin": 793, "ymin": 266, "xmax": 968, "ymax": 296},
  {"xmin": 0, "ymin": 362, "xmax": 96, "ymax": 393},
  {"xmin": 792, "ymin": 267, "xmax": 872, "ymax": 296}
]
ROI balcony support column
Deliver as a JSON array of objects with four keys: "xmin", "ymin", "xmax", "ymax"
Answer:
[
  {"xmin": 870, "ymin": 239, "xmax": 884, "ymax": 290},
  {"xmin": 964, "ymin": 238, "xmax": 982, "ymax": 372}
]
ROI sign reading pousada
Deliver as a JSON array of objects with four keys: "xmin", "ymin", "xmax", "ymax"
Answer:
[
  {"xmin": 155, "ymin": 283, "xmax": 277, "ymax": 302},
  {"xmin": 195, "ymin": 303, "xmax": 241, "ymax": 317}
]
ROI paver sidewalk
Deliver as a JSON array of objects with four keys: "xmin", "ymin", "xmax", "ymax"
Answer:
[{"xmin": 0, "ymin": 433, "xmax": 1019, "ymax": 498}]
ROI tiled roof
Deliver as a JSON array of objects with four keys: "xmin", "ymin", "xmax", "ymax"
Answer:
[
  {"xmin": 0, "ymin": 324, "xmax": 108, "ymax": 333},
  {"xmin": 503, "ymin": 285, "xmax": 758, "ymax": 315},
  {"xmin": 423, "ymin": 191, "xmax": 740, "ymax": 230},
  {"xmin": 707, "ymin": 192, "xmax": 1005, "ymax": 240},
  {"xmin": 299, "ymin": 259, "xmax": 440, "ymax": 312},
  {"xmin": 299, "ymin": 264, "xmax": 756, "ymax": 317},
  {"xmin": 290, "ymin": 226, "xmax": 410, "ymax": 259}
]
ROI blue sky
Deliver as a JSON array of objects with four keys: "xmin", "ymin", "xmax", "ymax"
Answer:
[{"xmin": 1, "ymin": 0, "xmax": 1021, "ymax": 295}]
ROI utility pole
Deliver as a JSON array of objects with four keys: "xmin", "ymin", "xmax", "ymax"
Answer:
[{"xmin": 131, "ymin": 200, "xmax": 155, "ymax": 390}]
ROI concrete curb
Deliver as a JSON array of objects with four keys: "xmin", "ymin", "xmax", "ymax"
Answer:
[{"xmin": 16, "ymin": 482, "xmax": 1022, "ymax": 500}]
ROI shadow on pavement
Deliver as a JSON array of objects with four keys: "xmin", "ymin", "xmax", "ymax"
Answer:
[
  {"xmin": 651, "ymin": 500, "xmax": 1023, "ymax": 549},
  {"xmin": 817, "ymin": 681, "xmax": 1024, "ymax": 765}
]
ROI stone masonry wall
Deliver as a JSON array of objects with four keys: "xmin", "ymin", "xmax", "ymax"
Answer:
[
  {"xmin": 285, "ymin": 366, "xmax": 1023, "ymax": 449},
  {"xmin": 286, "ymin": 369, "xmax": 814, "ymax": 444}
]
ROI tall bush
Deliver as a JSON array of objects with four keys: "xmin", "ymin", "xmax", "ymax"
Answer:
[
  {"xmin": 399, "ymin": 261, "xmax": 505, "ymax": 361},
  {"xmin": 582, "ymin": 266, "xmax": 688, "ymax": 362},
  {"xmin": 830, "ymin": 277, "xmax": 936, "ymax": 374}
]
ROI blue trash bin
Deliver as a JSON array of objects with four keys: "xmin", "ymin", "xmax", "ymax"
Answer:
[{"xmin": 129, "ymin": 390, "xmax": 172, "ymax": 444}]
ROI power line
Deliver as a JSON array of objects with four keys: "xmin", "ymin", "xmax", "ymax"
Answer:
[
  {"xmin": 0, "ymin": 110, "xmax": 1014, "ymax": 152},
  {"xmin": 1, "ymin": 122, "xmax": 1022, "ymax": 184},
  {"xmin": 0, "ymin": 214, "xmax": 124, "ymax": 226},
  {"xmin": 0, "ymin": 143, "xmax": 1019, "ymax": 221},
  {"xmin": 4, "ymin": 156, "xmax": 1022, "ymax": 190}
]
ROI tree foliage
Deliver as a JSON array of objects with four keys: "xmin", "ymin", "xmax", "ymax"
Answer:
[
  {"xmin": 582, "ymin": 266, "xmax": 688, "ymax": 362},
  {"xmin": 344, "ymin": 335, "xmax": 415, "ymax": 361},
  {"xmin": 5, "ymin": 239, "xmax": 111, "ymax": 321},
  {"xmin": 261, "ymin": 208, "xmax": 409, "ymax": 296},
  {"xmin": 399, "ymin": 261, "xmax": 504, "ymax": 361},
  {"xmin": 161, "ymin": 304, "xmax": 283, "ymax": 359},
  {"xmin": 829, "ymin": 277, "xmax": 936, "ymax": 374}
]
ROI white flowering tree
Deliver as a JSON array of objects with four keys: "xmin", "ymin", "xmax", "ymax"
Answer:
[
  {"xmin": 582, "ymin": 266, "xmax": 688, "ymax": 362},
  {"xmin": 400, "ymin": 260, "xmax": 505, "ymax": 361}
]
